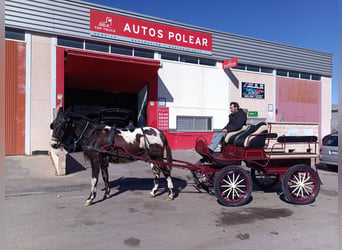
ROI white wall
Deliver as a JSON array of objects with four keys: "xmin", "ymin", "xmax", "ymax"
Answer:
[
  {"xmin": 30, "ymin": 34, "xmax": 52, "ymax": 153},
  {"xmin": 158, "ymin": 61, "xmax": 230, "ymax": 130},
  {"xmin": 321, "ymin": 76, "xmax": 332, "ymax": 137}
]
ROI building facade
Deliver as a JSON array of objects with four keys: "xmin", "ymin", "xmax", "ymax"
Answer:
[{"xmin": 5, "ymin": 0, "xmax": 333, "ymax": 154}]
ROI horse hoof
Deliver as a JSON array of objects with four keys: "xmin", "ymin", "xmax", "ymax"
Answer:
[
  {"xmin": 149, "ymin": 193, "xmax": 155, "ymax": 198},
  {"xmin": 84, "ymin": 201, "xmax": 92, "ymax": 206},
  {"xmin": 166, "ymin": 196, "xmax": 174, "ymax": 201}
]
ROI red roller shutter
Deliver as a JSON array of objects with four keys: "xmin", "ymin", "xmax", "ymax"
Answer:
[{"xmin": 5, "ymin": 40, "xmax": 26, "ymax": 155}]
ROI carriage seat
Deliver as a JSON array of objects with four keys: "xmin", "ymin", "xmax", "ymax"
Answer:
[
  {"xmin": 224, "ymin": 125, "xmax": 249, "ymax": 144},
  {"xmin": 234, "ymin": 122, "xmax": 269, "ymax": 148}
]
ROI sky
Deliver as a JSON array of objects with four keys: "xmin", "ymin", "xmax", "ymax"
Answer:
[{"xmin": 84, "ymin": 0, "xmax": 339, "ymax": 105}]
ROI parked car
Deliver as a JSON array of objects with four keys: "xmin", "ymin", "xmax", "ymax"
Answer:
[{"xmin": 320, "ymin": 133, "xmax": 338, "ymax": 168}]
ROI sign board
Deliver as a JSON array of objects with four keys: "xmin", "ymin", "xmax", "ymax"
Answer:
[
  {"xmin": 90, "ymin": 10, "xmax": 212, "ymax": 55},
  {"xmin": 222, "ymin": 57, "xmax": 238, "ymax": 69},
  {"xmin": 242, "ymin": 82, "xmax": 265, "ymax": 99},
  {"xmin": 248, "ymin": 111, "xmax": 258, "ymax": 117},
  {"xmin": 157, "ymin": 107, "xmax": 169, "ymax": 131}
]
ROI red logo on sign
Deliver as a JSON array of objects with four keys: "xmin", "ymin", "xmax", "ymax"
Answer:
[
  {"xmin": 222, "ymin": 57, "xmax": 238, "ymax": 69},
  {"xmin": 90, "ymin": 10, "xmax": 212, "ymax": 54}
]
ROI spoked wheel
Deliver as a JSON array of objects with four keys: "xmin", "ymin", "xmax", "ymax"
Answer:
[
  {"xmin": 214, "ymin": 165, "xmax": 252, "ymax": 207},
  {"xmin": 251, "ymin": 169, "xmax": 279, "ymax": 189},
  {"xmin": 281, "ymin": 164, "xmax": 320, "ymax": 205}
]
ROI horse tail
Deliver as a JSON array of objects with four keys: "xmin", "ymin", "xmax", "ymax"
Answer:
[{"xmin": 161, "ymin": 131, "xmax": 172, "ymax": 164}]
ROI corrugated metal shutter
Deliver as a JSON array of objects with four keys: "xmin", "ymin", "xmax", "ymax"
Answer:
[{"xmin": 5, "ymin": 40, "xmax": 26, "ymax": 155}]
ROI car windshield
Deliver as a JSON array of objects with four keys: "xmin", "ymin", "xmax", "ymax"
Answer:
[{"xmin": 323, "ymin": 135, "xmax": 338, "ymax": 146}]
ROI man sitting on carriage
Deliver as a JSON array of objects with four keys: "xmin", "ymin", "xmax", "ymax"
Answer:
[{"xmin": 208, "ymin": 102, "xmax": 247, "ymax": 154}]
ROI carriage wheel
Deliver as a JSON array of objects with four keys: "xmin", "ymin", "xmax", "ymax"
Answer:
[
  {"xmin": 281, "ymin": 164, "xmax": 320, "ymax": 205},
  {"xmin": 251, "ymin": 169, "xmax": 279, "ymax": 189},
  {"xmin": 214, "ymin": 166, "xmax": 252, "ymax": 207}
]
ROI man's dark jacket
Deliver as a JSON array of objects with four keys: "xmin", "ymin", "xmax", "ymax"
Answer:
[{"xmin": 223, "ymin": 109, "xmax": 247, "ymax": 132}]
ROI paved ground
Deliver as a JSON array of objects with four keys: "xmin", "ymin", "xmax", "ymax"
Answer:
[{"xmin": 5, "ymin": 150, "xmax": 338, "ymax": 250}]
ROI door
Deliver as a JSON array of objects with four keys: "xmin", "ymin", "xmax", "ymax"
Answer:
[{"xmin": 137, "ymin": 84, "xmax": 148, "ymax": 127}]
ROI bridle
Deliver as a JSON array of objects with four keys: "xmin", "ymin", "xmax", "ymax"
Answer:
[{"xmin": 51, "ymin": 115, "xmax": 72, "ymax": 149}]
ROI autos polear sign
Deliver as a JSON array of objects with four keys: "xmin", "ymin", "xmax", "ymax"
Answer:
[{"xmin": 90, "ymin": 10, "xmax": 212, "ymax": 54}]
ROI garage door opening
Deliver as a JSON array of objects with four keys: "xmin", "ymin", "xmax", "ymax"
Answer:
[{"xmin": 57, "ymin": 48, "xmax": 160, "ymax": 127}]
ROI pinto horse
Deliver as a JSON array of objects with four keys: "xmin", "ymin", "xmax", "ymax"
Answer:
[{"xmin": 50, "ymin": 107, "xmax": 174, "ymax": 206}]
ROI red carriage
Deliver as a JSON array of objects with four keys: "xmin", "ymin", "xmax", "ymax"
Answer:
[{"xmin": 190, "ymin": 122, "xmax": 320, "ymax": 206}]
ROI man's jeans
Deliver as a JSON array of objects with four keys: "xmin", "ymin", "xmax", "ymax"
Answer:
[{"xmin": 208, "ymin": 131, "xmax": 227, "ymax": 151}]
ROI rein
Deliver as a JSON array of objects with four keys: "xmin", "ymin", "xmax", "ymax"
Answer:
[{"xmin": 73, "ymin": 120, "xmax": 90, "ymax": 147}]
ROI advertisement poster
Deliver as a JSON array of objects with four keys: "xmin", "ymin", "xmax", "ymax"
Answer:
[{"xmin": 242, "ymin": 82, "xmax": 265, "ymax": 99}]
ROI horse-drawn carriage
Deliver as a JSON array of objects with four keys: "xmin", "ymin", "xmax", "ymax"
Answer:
[
  {"xmin": 50, "ymin": 107, "xmax": 320, "ymax": 207},
  {"xmin": 191, "ymin": 122, "xmax": 320, "ymax": 206}
]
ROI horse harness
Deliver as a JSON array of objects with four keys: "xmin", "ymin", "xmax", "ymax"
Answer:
[{"xmin": 71, "ymin": 119, "xmax": 98, "ymax": 152}]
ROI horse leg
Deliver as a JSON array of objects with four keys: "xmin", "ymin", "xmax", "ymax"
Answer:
[
  {"xmin": 84, "ymin": 158, "xmax": 100, "ymax": 206},
  {"xmin": 160, "ymin": 165, "xmax": 175, "ymax": 201},
  {"xmin": 149, "ymin": 163, "xmax": 160, "ymax": 198},
  {"xmin": 100, "ymin": 160, "xmax": 110, "ymax": 200}
]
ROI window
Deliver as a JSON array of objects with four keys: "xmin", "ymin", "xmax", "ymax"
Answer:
[
  {"xmin": 323, "ymin": 134, "xmax": 338, "ymax": 146},
  {"xmin": 311, "ymin": 74, "xmax": 321, "ymax": 81},
  {"xmin": 58, "ymin": 37, "xmax": 83, "ymax": 49},
  {"xmin": 134, "ymin": 48, "xmax": 154, "ymax": 59},
  {"xmin": 85, "ymin": 41, "xmax": 109, "ymax": 52},
  {"xmin": 276, "ymin": 69, "xmax": 288, "ymax": 77},
  {"xmin": 300, "ymin": 72, "xmax": 310, "ymax": 80},
  {"xmin": 161, "ymin": 52, "xmax": 179, "ymax": 61},
  {"xmin": 176, "ymin": 116, "xmax": 212, "ymax": 131},
  {"xmin": 289, "ymin": 71, "xmax": 300, "ymax": 78},
  {"xmin": 260, "ymin": 67, "xmax": 273, "ymax": 73},
  {"xmin": 180, "ymin": 55, "xmax": 198, "ymax": 64},
  {"xmin": 246, "ymin": 65, "xmax": 259, "ymax": 72},
  {"xmin": 111, "ymin": 45, "xmax": 132, "ymax": 56},
  {"xmin": 233, "ymin": 64, "xmax": 246, "ymax": 70},
  {"xmin": 199, "ymin": 58, "xmax": 216, "ymax": 66},
  {"xmin": 5, "ymin": 28, "xmax": 25, "ymax": 41}
]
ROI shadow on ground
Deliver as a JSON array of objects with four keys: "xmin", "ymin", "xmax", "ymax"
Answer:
[
  {"xmin": 108, "ymin": 177, "xmax": 188, "ymax": 199},
  {"xmin": 317, "ymin": 163, "xmax": 338, "ymax": 173},
  {"xmin": 66, "ymin": 154, "xmax": 87, "ymax": 174}
]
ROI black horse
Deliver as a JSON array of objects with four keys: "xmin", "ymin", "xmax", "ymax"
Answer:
[{"xmin": 50, "ymin": 107, "xmax": 174, "ymax": 206}]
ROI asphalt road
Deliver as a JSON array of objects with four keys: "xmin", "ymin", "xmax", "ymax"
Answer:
[{"xmin": 5, "ymin": 150, "xmax": 338, "ymax": 250}]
